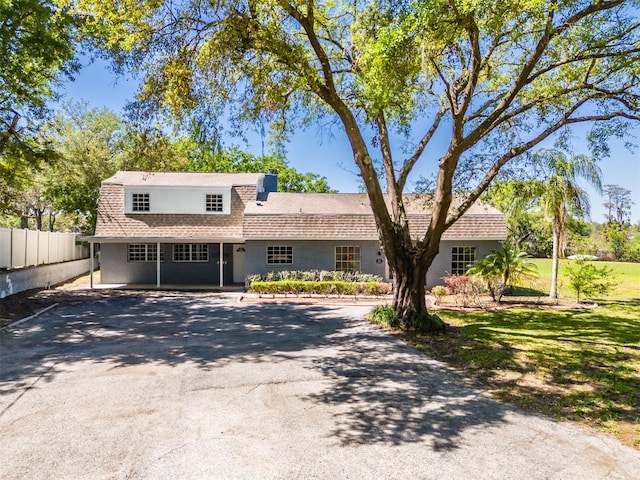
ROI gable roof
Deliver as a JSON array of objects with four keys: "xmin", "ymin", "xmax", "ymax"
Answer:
[
  {"xmin": 243, "ymin": 192, "xmax": 507, "ymax": 240},
  {"xmin": 103, "ymin": 171, "xmax": 264, "ymax": 187},
  {"xmin": 94, "ymin": 172, "xmax": 261, "ymax": 240},
  {"xmin": 91, "ymin": 171, "xmax": 507, "ymax": 242}
]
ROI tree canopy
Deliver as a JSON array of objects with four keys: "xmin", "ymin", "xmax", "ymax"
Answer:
[
  {"xmin": 2, "ymin": 99, "xmax": 333, "ymax": 233},
  {"xmin": 181, "ymin": 143, "xmax": 334, "ymax": 192},
  {"xmin": 0, "ymin": 0, "xmax": 78, "ymax": 201},
  {"xmin": 77, "ymin": 0, "xmax": 640, "ymax": 328},
  {"xmin": 39, "ymin": 101, "xmax": 187, "ymax": 233}
]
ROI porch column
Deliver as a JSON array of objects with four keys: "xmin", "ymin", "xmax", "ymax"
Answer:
[
  {"xmin": 219, "ymin": 242, "xmax": 224, "ymax": 288},
  {"xmin": 90, "ymin": 242, "xmax": 94, "ymax": 289},
  {"xmin": 156, "ymin": 241, "xmax": 161, "ymax": 288}
]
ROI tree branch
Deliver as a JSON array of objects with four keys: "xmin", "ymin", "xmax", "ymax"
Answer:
[
  {"xmin": 398, "ymin": 106, "xmax": 446, "ymax": 192},
  {"xmin": 445, "ymin": 107, "xmax": 639, "ymax": 229},
  {"xmin": 464, "ymin": 0, "xmax": 625, "ymax": 149}
]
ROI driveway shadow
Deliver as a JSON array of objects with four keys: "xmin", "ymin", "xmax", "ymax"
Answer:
[
  {"xmin": 1, "ymin": 293, "xmax": 509, "ymax": 450},
  {"xmin": 306, "ymin": 323, "xmax": 510, "ymax": 450}
]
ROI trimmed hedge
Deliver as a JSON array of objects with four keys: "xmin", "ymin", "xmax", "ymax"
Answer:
[
  {"xmin": 246, "ymin": 270, "xmax": 383, "ymax": 286},
  {"xmin": 249, "ymin": 280, "xmax": 392, "ymax": 296}
]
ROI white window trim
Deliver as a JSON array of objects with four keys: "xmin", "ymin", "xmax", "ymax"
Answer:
[
  {"xmin": 127, "ymin": 243, "xmax": 163, "ymax": 262},
  {"xmin": 172, "ymin": 244, "xmax": 209, "ymax": 263},
  {"xmin": 131, "ymin": 193, "xmax": 150, "ymax": 212},
  {"xmin": 335, "ymin": 245, "xmax": 361, "ymax": 272},
  {"xmin": 451, "ymin": 246, "xmax": 477, "ymax": 276},
  {"xmin": 205, "ymin": 193, "xmax": 224, "ymax": 213},
  {"xmin": 266, "ymin": 245, "xmax": 293, "ymax": 265}
]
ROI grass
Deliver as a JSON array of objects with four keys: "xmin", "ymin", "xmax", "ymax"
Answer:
[
  {"xmin": 404, "ymin": 260, "xmax": 640, "ymax": 449},
  {"xmin": 529, "ymin": 258, "xmax": 640, "ymax": 300}
]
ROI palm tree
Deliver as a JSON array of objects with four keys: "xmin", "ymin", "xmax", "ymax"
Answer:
[
  {"xmin": 534, "ymin": 149, "xmax": 602, "ymax": 300},
  {"xmin": 467, "ymin": 244, "xmax": 538, "ymax": 302}
]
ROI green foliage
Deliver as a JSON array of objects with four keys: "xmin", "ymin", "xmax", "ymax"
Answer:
[
  {"xmin": 411, "ymin": 311, "xmax": 445, "ymax": 334},
  {"xmin": 250, "ymin": 270, "xmax": 383, "ymax": 283},
  {"xmin": 601, "ymin": 222, "xmax": 640, "ymax": 262},
  {"xmin": 37, "ymin": 100, "xmax": 186, "ymax": 233},
  {"xmin": 565, "ymin": 259, "xmax": 617, "ymax": 302},
  {"xmin": 483, "ymin": 180, "xmax": 552, "ymax": 257},
  {"xmin": 0, "ymin": 0, "xmax": 78, "ymax": 201},
  {"xmin": 431, "ymin": 285, "xmax": 447, "ymax": 303},
  {"xmin": 467, "ymin": 245, "xmax": 539, "ymax": 302},
  {"xmin": 531, "ymin": 258, "xmax": 639, "ymax": 300},
  {"xmin": 249, "ymin": 280, "xmax": 392, "ymax": 296},
  {"xmin": 373, "ymin": 305, "xmax": 450, "ymax": 336},
  {"xmin": 181, "ymin": 145, "xmax": 334, "ymax": 193},
  {"xmin": 368, "ymin": 306, "xmax": 399, "ymax": 329}
]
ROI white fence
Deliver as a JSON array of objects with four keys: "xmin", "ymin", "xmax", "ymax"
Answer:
[{"xmin": 0, "ymin": 228, "xmax": 88, "ymax": 269}]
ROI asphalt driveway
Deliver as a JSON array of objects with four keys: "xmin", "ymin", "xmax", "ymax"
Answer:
[{"xmin": 1, "ymin": 293, "xmax": 638, "ymax": 479}]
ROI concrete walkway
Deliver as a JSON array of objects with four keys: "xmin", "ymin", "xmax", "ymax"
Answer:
[{"xmin": 1, "ymin": 294, "xmax": 638, "ymax": 479}]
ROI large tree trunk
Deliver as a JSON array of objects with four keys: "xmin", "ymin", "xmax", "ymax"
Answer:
[
  {"xmin": 549, "ymin": 220, "xmax": 560, "ymax": 300},
  {"xmin": 389, "ymin": 250, "xmax": 444, "ymax": 333}
]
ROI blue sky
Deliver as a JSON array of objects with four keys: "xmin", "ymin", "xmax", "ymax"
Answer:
[{"xmin": 61, "ymin": 59, "xmax": 640, "ymax": 223}]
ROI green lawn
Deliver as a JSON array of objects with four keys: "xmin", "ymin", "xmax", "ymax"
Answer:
[
  {"xmin": 530, "ymin": 258, "xmax": 640, "ymax": 300},
  {"xmin": 403, "ymin": 260, "xmax": 640, "ymax": 449}
]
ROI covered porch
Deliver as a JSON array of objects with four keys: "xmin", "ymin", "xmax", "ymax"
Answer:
[{"xmin": 83, "ymin": 236, "xmax": 248, "ymax": 289}]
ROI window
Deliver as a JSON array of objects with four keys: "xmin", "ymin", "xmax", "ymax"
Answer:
[
  {"xmin": 173, "ymin": 244, "xmax": 209, "ymax": 262},
  {"xmin": 128, "ymin": 244, "xmax": 163, "ymax": 262},
  {"xmin": 335, "ymin": 246, "xmax": 361, "ymax": 272},
  {"xmin": 132, "ymin": 193, "xmax": 150, "ymax": 212},
  {"xmin": 206, "ymin": 194, "xmax": 224, "ymax": 212},
  {"xmin": 267, "ymin": 246, "xmax": 293, "ymax": 264},
  {"xmin": 451, "ymin": 246, "xmax": 477, "ymax": 275}
]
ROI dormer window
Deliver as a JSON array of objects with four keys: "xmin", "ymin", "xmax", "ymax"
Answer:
[
  {"xmin": 124, "ymin": 186, "xmax": 230, "ymax": 214},
  {"xmin": 206, "ymin": 194, "xmax": 224, "ymax": 212},
  {"xmin": 132, "ymin": 193, "xmax": 150, "ymax": 212}
]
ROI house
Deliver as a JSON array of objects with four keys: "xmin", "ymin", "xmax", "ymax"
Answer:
[{"xmin": 86, "ymin": 171, "xmax": 507, "ymax": 288}]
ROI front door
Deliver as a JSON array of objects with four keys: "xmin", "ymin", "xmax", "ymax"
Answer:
[{"xmin": 233, "ymin": 244, "xmax": 246, "ymax": 284}]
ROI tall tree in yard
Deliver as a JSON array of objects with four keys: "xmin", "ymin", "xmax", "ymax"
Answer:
[
  {"xmin": 0, "ymin": 0, "xmax": 78, "ymax": 202},
  {"xmin": 603, "ymin": 184, "xmax": 634, "ymax": 224},
  {"xmin": 533, "ymin": 149, "xmax": 602, "ymax": 300},
  {"xmin": 77, "ymin": 0, "xmax": 640, "ymax": 329}
]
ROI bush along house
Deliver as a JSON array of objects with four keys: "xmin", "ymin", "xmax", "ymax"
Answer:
[{"xmin": 85, "ymin": 171, "xmax": 507, "ymax": 288}]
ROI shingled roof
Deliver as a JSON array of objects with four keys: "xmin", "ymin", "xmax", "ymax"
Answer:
[
  {"xmin": 94, "ymin": 172, "xmax": 260, "ymax": 240},
  {"xmin": 103, "ymin": 171, "xmax": 263, "ymax": 187},
  {"xmin": 243, "ymin": 193, "xmax": 507, "ymax": 240},
  {"xmin": 92, "ymin": 172, "xmax": 507, "ymax": 241}
]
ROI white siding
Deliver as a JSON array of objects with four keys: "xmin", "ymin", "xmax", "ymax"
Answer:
[{"xmin": 124, "ymin": 186, "xmax": 231, "ymax": 215}]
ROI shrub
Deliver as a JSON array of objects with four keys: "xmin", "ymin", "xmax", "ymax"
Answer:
[
  {"xmin": 431, "ymin": 285, "xmax": 447, "ymax": 304},
  {"xmin": 249, "ymin": 280, "xmax": 392, "ymax": 296},
  {"xmin": 466, "ymin": 245, "xmax": 538, "ymax": 302},
  {"xmin": 564, "ymin": 259, "xmax": 617, "ymax": 302},
  {"xmin": 442, "ymin": 275, "xmax": 471, "ymax": 295},
  {"xmin": 442, "ymin": 275, "xmax": 483, "ymax": 306},
  {"xmin": 250, "ymin": 270, "xmax": 383, "ymax": 283},
  {"xmin": 245, "ymin": 274, "xmax": 261, "ymax": 289},
  {"xmin": 368, "ymin": 305, "xmax": 399, "ymax": 328},
  {"xmin": 412, "ymin": 311, "xmax": 445, "ymax": 334}
]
